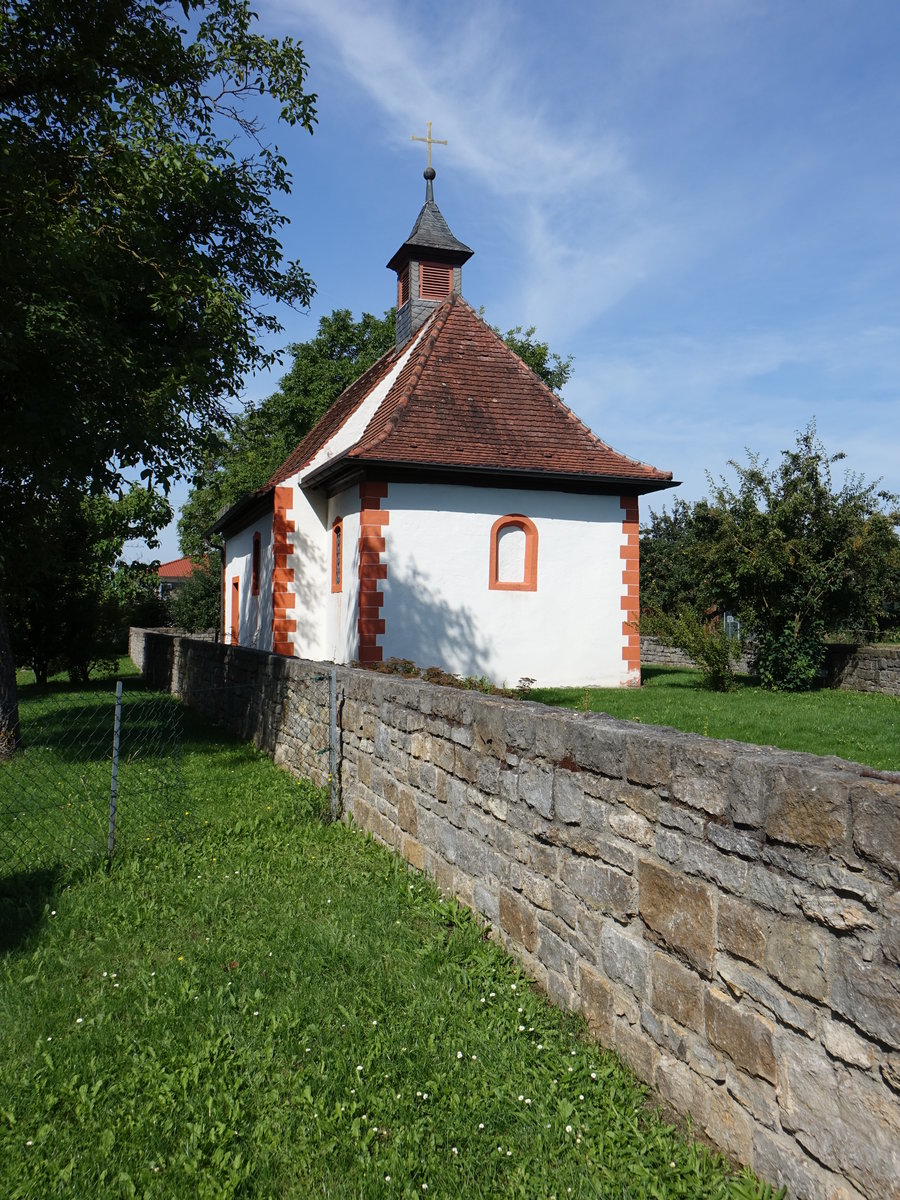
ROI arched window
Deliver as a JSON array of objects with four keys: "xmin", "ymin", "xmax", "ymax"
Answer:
[
  {"xmin": 332, "ymin": 518, "xmax": 343, "ymax": 592},
  {"xmin": 489, "ymin": 515, "xmax": 538, "ymax": 591},
  {"xmin": 251, "ymin": 532, "xmax": 261, "ymax": 596}
]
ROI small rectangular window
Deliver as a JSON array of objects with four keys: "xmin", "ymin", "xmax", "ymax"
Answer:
[
  {"xmin": 251, "ymin": 532, "xmax": 261, "ymax": 596},
  {"xmin": 332, "ymin": 519, "xmax": 343, "ymax": 592}
]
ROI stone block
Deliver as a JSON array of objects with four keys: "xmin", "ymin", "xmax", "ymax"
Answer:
[
  {"xmin": 398, "ymin": 789, "xmax": 418, "ymax": 836},
  {"xmin": 705, "ymin": 1082, "xmax": 753, "ymax": 1165},
  {"xmin": 831, "ymin": 947, "xmax": 900, "ymax": 1050},
  {"xmin": 752, "ymin": 1125, "xmax": 868, "ymax": 1200},
  {"xmin": 499, "ymin": 887, "xmax": 539, "ymax": 953},
  {"xmin": 608, "ymin": 807, "xmax": 653, "ymax": 847},
  {"xmin": 679, "ymin": 838, "xmax": 749, "ymax": 894},
  {"xmin": 521, "ymin": 869, "xmax": 552, "ymax": 911},
  {"xmin": 519, "ymin": 761, "xmax": 554, "ymax": 818},
  {"xmin": 536, "ymin": 922, "xmax": 574, "ymax": 978},
  {"xmin": 561, "ymin": 856, "xmax": 636, "ymax": 916},
  {"xmin": 794, "ymin": 886, "xmax": 875, "ymax": 932},
  {"xmin": 851, "ymin": 777, "xmax": 900, "ymax": 878},
  {"xmin": 885, "ymin": 891, "xmax": 900, "ymax": 965},
  {"xmin": 764, "ymin": 763, "xmax": 850, "ymax": 851},
  {"xmin": 822, "ymin": 1018, "xmax": 877, "ymax": 1070},
  {"xmin": 776, "ymin": 1033, "xmax": 900, "ymax": 1199},
  {"xmin": 624, "ymin": 729, "xmax": 673, "ymax": 788},
  {"xmin": 706, "ymin": 822, "xmax": 763, "ymax": 859},
  {"xmin": 764, "ymin": 917, "xmax": 829, "ymax": 1002},
  {"xmin": 658, "ymin": 801, "xmax": 706, "ymax": 837},
  {"xmin": 718, "ymin": 895, "xmax": 768, "ymax": 966},
  {"xmin": 671, "ymin": 740, "xmax": 736, "ymax": 817},
  {"xmin": 476, "ymin": 755, "xmax": 501, "ymax": 795},
  {"xmin": 600, "ymin": 923, "xmax": 650, "ymax": 999},
  {"xmin": 638, "ymin": 859, "xmax": 716, "ymax": 977},
  {"xmin": 553, "ymin": 769, "xmax": 584, "ymax": 824},
  {"xmin": 704, "ymin": 987, "xmax": 776, "ymax": 1083},
  {"xmin": 614, "ymin": 1020, "xmax": 658, "ymax": 1084},
  {"xmin": 579, "ymin": 962, "xmax": 614, "ymax": 1043},
  {"xmin": 716, "ymin": 955, "xmax": 817, "ymax": 1036},
  {"xmin": 655, "ymin": 1055, "xmax": 711, "ymax": 1127},
  {"xmin": 566, "ymin": 717, "xmax": 624, "ymax": 778},
  {"xmin": 726, "ymin": 1065, "xmax": 779, "ymax": 1130},
  {"xmin": 651, "ymin": 951, "xmax": 703, "ymax": 1032}
]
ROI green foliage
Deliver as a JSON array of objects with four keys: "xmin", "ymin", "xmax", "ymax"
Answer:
[
  {"xmin": 640, "ymin": 608, "xmax": 742, "ymax": 691},
  {"xmin": 532, "ymin": 667, "xmax": 900, "ymax": 771},
  {"xmin": 179, "ymin": 308, "xmax": 397, "ymax": 555},
  {"xmin": 0, "ymin": 0, "xmax": 318, "ymax": 725},
  {"xmin": 641, "ymin": 424, "xmax": 900, "ymax": 691},
  {"xmin": 168, "ymin": 559, "xmax": 221, "ymax": 631},
  {"xmin": 0, "ymin": 683, "xmax": 773, "ymax": 1198},
  {"xmin": 7, "ymin": 487, "xmax": 171, "ymax": 683}
]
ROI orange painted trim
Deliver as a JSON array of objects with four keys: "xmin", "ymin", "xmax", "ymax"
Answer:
[
  {"xmin": 620, "ymin": 495, "xmax": 641, "ymax": 675},
  {"xmin": 272, "ymin": 486, "xmax": 295, "ymax": 657},
  {"xmin": 489, "ymin": 514, "xmax": 538, "ymax": 592},
  {"xmin": 331, "ymin": 517, "xmax": 343, "ymax": 593},
  {"xmin": 358, "ymin": 482, "xmax": 389, "ymax": 663}
]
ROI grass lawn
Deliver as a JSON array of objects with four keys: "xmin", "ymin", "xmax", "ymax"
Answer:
[
  {"xmin": 0, "ymin": 673, "xmax": 782, "ymax": 1199},
  {"xmin": 531, "ymin": 667, "xmax": 900, "ymax": 772}
]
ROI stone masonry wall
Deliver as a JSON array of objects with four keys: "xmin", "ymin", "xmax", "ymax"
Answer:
[
  {"xmin": 642, "ymin": 637, "xmax": 900, "ymax": 697},
  {"xmin": 824, "ymin": 644, "xmax": 900, "ymax": 697},
  {"xmin": 131, "ymin": 629, "xmax": 900, "ymax": 1200}
]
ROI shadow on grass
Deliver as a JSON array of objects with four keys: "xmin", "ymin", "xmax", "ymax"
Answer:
[{"xmin": 0, "ymin": 866, "xmax": 60, "ymax": 954}]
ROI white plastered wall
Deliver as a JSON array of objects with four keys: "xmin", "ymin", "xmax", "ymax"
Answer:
[
  {"xmin": 224, "ymin": 512, "xmax": 274, "ymax": 650},
  {"xmin": 381, "ymin": 483, "xmax": 630, "ymax": 687},
  {"xmin": 325, "ymin": 487, "xmax": 361, "ymax": 662}
]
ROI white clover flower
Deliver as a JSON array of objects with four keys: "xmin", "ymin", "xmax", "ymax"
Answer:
[
  {"xmin": 518, "ymin": 1094, "xmax": 524, "ymax": 1101},
  {"xmin": 489, "ymin": 991, "xmax": 496, "ymax": 998},
  {"xmin": 457, "ymin": 1051, "xmax": 463, "ymax": 1059},
  {"xmin": 356, "ymin": 1065, "xmax": 363, "ymax": 1072},
  {"xmin": 423, "ymin": 1092, "xmax": 428, "ymax": 1099},
  {"xmin": 518, "ymin": 1025, "xmax": 525, "ymax": 1032},
  {"xmin": 525, "ymin": 1098, "xmax": 531, "ymax": 1105},
  {"xmin": 76, "ymin": 1017, "xmax": 83, "ymax": 1024},
  {"xmin": 385, "ymin": 1176, "xmax": 391, "ymax": 1183},
  {"xmin": 590, "ymin": 1072, "xmax": 597, "ymax": 1080},
  {"xmin": 478, "ymin": 1122, "xmax": 484, "ymax": 1129},
  {"xmin": 25, "ymin": 1140, "xmax": 33, "ymax": 1146},
  {"xmin": 565, "ymin": 1124, "xmax": 573, "ymax": 1133},
  {"xmin": 451, "ymin": 1147, "xmax": 458, "ymax": 1155}
]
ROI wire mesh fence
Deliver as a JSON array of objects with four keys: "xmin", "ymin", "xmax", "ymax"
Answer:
[{"xmin": 0, "ymin": 679, "xmax": 183, "ymax": 878}]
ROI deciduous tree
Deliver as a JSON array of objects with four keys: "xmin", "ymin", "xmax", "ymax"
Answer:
[{"xmin": 0, "ymin": 0, "xmax": 318, "ymax": 745}]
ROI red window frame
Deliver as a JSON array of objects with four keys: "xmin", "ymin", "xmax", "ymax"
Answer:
[{"xmin": 489, "ymin": 515, "xmax": 538, "ymax": 591}]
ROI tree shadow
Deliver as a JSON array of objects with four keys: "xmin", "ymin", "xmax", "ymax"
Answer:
[
  {"xmin": 382, "ymin": 563, "xmax": 493, "ymax": 678},
  {"xmin": 0, "ymin": 865, "xmax": 60, "ymax": 954}
]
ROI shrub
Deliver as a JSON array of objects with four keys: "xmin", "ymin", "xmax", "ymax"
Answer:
[{"xmin": 640, "ymin": 608, "xmax": 742, "ymax": 691}]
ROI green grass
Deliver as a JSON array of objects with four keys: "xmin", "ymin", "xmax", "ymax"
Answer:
[
  {"xmin": 0, "ymin": 675, "xmax": 783, "ymax": 1199},
  {"xmin": 531, "ymin": 667, "xmax": 900, "ymax": 772}
]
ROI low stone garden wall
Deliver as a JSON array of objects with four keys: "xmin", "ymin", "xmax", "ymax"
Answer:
[
  {"xmin": 641, "ymin": 637, "xmax": 900, "ymax": 697},
  {"xmin": 131, "ymin": 628, "xmax": 900, "ymax": 1200}
]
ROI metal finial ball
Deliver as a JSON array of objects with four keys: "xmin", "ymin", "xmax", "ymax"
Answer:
[{"xmin": 424, "ymin": 166, "xmax": 436, "ymax": 180}]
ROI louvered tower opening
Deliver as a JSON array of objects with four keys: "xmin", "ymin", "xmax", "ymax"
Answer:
[{"xmin": 419, "ymin": 261, "xmax": 452, "ymax": 300}]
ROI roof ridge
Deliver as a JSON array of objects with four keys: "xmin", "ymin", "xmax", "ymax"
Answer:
[{"xmin": 349, "ymin": 296, "xmax": 458, "ymax": 455}]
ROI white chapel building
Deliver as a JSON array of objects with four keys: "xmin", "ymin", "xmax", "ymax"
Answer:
[{"xmin": 214, "ymin": 167, "xmax": 676, "ymax": 687}]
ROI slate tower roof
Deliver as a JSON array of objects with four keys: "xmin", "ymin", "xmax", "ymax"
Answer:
[{"xmin": 388, "ymin": 168, "xmax": 474, "ymax": 348}]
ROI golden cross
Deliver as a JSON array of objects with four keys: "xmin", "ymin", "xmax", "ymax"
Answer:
[{"xmin": 410, "ymin": 121, "xmax": 447, "ymax": 169}]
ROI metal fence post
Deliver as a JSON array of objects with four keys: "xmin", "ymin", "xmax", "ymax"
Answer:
[
  {"xmin": 329, "ymin": 666, "xmax": 340, "ymax": 821},
  {"xmin": 108, "ymin": 680, "xmax": 123, "ymax": 858}
]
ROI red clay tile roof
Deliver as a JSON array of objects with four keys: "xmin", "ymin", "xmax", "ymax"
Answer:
[
  {"xmin": 265, "ymin": 294, "xmax": 673, "ymax": 496},
  {"xmin": 347, "ymin": 297, "xmax": 672, "ymax": 485},
  {"xmin": 157, "ymin": 556, "xmax": 206, "ymax": 580}
]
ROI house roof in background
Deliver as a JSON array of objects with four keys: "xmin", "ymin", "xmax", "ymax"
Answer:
[{"xmin": 157, "ymin": 556, "xmax": 205, "ymax": 581}]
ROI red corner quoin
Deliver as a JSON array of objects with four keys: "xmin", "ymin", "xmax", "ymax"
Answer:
[
  {"xmin": 358, "ymin": 481, "xmax": 389, "ymax": 663},
  {"xmin": 620, "ymin": 495, "xmax": 640, "ymax": 680},
  {"xmin": 272, "ymin": 486, "xmax": 297, "ymax": 656}
]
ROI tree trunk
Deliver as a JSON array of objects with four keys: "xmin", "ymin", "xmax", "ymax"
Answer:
[{"xmin": 0, "ymin": 601, "xmax": 21, "ymax": 757}]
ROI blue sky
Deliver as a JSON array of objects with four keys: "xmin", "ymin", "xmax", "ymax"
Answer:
[{"xmin": 134, "ymin": 0, "xmax": 900, "ymax": 562}]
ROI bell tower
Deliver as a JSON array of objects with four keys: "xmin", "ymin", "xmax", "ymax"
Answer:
[{"xmin": 387, "ymin": 125, "xmax": 473, "ymax": 348}]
